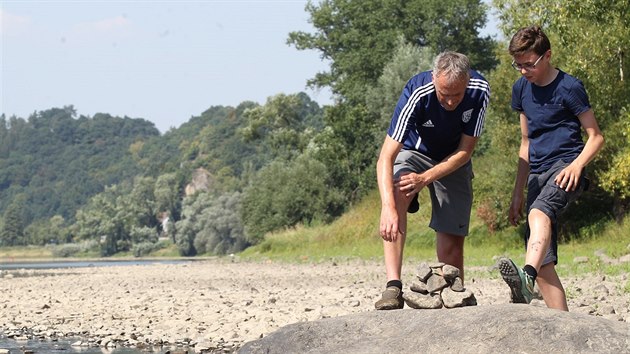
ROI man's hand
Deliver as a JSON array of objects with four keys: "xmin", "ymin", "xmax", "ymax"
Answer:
[
  {"xmin": 379, "ymin": 205, "xmax": 401, "ymax": 242},
  {"xmin": 395, "ymin": 172, "xmax": 429, "ymax": 197},
  {"xmin": 554, "ymin": 163, "xmax": 583, "ymax": 192}
]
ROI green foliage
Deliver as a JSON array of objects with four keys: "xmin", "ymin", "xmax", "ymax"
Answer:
[
  {"xmin": 600, "ymin": 109, "xmax": 630, "ymax": 203},
  {"xmin": 308, "ymin": 101, "xmax": 377, "ymax": 199},
  {"xmin": 49, "ymin": 240, "xmax": 99, "ymax": 258},
  {"xmin": 130, "ymin": 226, "xmax": 158, "ymax": 245},
  {"xmin": 174, "ymin": 191, "xmax": 248, "ymax": 256},
  {"xmin": 3, "ymin": 3, "xmax": 628, "ymax": 256},
  {"xmin": 241, "ymin": 189, "xmax": 628, "ymax": 281},
  {"xmin": 366, "ymin": 38, "xmax": 435, "ymax": 132},
  {"xmin": 51, "ymin": 243, "xmax": 82, "ymax": 258},
  {"xmin": 154, "ymin": 172, "xmax": 182, "ymax": 222},
  {"xmin": 192, "ymin": 192, "xmax": 248, "ymax": 255},
  {"xmin": 175, "ymin": 102, "xmax": 263, "ymax": 183},
  {"xmin": 289, "ymin": 0, "xmax": 496, "ymax": 97},
  {"xmin": 24, "ymin": 215, "xmax": 70, "ymax": 245},
  {"xmin": 72, "ymin": 178, "xmax": 161, "ymax": 256},
  {"xmin": 241, "ymin": 92, "xmax": 324, "ymax": 161},
  {"xmin": 132, "ymin": 241, "xmax": 158, "ymax": 257},
  {"xmin": 1, "ymin": 194, "xmax": 26, "ymax": 246},
  {"xmin": 242, "ymin": 154, "xmax": 346, "ymax": 243},
  {"xmin": 0, "ymin": 106, "xmax": 161, "ymax": 225}
]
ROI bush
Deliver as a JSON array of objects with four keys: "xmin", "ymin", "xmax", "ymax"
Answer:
[
  {"xmin": 51, "ymin": 243, "xmax": 82, "ymax": 258},
  {"xmin": 242, "ymin": 154, "xmax": 345, "ymax": 243},
  {"xmin": 132, "ymin": 241, "xmax": 157, "ymax": 257}
]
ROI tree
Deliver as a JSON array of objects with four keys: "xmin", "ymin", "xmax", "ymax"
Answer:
[
  {"xmin": 241, "ymin": 153, "xmax": 345, "ymax": 243},
  {"xmin": 25, "ymin": 215, "xmax": 69, "ymax": 245},
  {"xmin": 193, "ymin": 192, "xmax": 248, "ymax": 255},
  {"xmin": 240, "ymin": 92, "xmax": 324, "ymax": 161},
  {"xmin": 154, "ymin": 172, "xmax": 182, "ymax": 229},
  {"xmin": 289, "ymin": 0, "xmax": 496, "ymax": 98},
  {"xmin": 0, "ymin": 106, "xmax": 163, "ymax": 231},
  {"xmin": 0, "ymin": 195, "xmax": 26, "ymax": 246},
  {"xmin": 366, "ymin": 38, "xmax": 436, "ymax": 146},
  {"xmin": 174, "ymin": 192, "xmax": 211, "ymax": 256},
  {"xmin": 73, "ymin": 186, "xmax": 127, "ymax": 256}
]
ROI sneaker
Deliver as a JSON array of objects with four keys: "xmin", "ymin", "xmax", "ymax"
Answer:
[
  {"xmin": 498, "ymin": 257, "xmax": 534, "ymax": 304},
  {"xmin": 374, "ymin": 286, "xmax": 404, "ymax": 310},
  {"xmin": 407, "ymin": 193, "xmax": 419, "ymax": 213}
]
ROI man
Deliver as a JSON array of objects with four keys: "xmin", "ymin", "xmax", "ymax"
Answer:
[
  {"xmin": 375, "ymin": 51, "xmax": 490, "ymax": 310},
  {"xmin": 499, "ymin": 26, "xmax": 604, "ymax": 310}
]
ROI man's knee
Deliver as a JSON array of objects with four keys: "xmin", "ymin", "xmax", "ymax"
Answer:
[
  {"xmin": 437, "ymin": 233, "xmax": 464, "ymax": 256},
  {"xmin": 393, "ymin": 186, "xmax": 414, "ymax": 209}
]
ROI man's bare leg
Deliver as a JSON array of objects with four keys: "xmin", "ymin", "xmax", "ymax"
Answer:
[
  {"xmin": 383, "ymin": 192, "xmax": 413, "ymax": 281},
  {"xmin": 436, "ymin": 232, "xmax": 465, "ymax": 281},
  {"xmin": 376, "ymin": 191, "xmax": 413, "ymax": 310}
]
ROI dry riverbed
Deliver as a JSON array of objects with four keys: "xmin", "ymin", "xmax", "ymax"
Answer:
[{"xmin": 1, "ymin": 258, "xmax": 628, "ymax": 352}]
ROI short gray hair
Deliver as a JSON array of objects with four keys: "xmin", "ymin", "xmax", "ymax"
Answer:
[{"xmin": 433, "ymin": 51, "xmax": 471, "ymax": 84}]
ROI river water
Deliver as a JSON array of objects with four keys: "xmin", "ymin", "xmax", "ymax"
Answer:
[
  {"xmin": 0, "ymin": 259, "xmax": 196, "ymax": 354},
  {"xmin": 0, "ymin": 259, "xmax": 191, "ymax": 270},
  {"xmin": 0, "ymin": 335, "xmax": 166, "ymax": 354}
]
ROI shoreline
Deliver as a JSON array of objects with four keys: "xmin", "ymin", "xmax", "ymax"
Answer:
[{"xmin": 1, "ymin": 259, "xmax": 628, "ymax": 352}]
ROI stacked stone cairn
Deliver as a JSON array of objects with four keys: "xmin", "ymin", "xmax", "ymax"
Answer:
[{"xmin": 402, "ymin": 262, "xmax": 477, "ymax": 309}]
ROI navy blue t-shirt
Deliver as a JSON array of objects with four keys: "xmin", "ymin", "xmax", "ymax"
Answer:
[
  {"xmin": 511, "ymin": 70, "xmax": 590, "ymax": 174},
  {"xmin": 387, "ymin": 70, "xmax": 490, "ymax": 162}
]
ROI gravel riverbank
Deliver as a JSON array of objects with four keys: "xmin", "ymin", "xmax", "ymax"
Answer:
[{"xmin": 1, "ymin": 258, "xmax": 628, "ymax": 352}]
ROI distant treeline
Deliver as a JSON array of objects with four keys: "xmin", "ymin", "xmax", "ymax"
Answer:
[{"xmin": 1, "ymin": 0, "xmax": 628, "ymax": 256}]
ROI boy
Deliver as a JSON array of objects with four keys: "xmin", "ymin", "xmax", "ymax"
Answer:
[{"xmin": 499, "ymin": 26, "xmax": 604, "ymax": 310}]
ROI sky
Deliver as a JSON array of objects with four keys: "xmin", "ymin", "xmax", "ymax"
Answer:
[{"xmin": 1, "ymin": 0, "xmax": 500, "ymax": 133}]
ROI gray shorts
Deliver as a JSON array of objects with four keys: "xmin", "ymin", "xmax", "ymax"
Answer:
[
  {"xmin": 393, "ymin": 149, "xmax": 474, "ymax": 236},
  {"xmin": 526, "ymin": 159, "xmax": 587, "ymax": 265}
]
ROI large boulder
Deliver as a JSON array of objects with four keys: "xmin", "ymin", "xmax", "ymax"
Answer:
[{"xmin": 239, "ymin": 304, "xmax": 630, "ymax": 353}]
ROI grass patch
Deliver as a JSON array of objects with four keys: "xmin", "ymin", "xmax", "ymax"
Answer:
[
  {"xmin": 241, "ymin": 189, "xmax": 527, "ymax": 266},
  {"xmin": 0, "ymin": 245, "xmax": 54, "ymax": 260},
  {"xmin": 241, "ymin": 189, "xmax": 630, "ymax": 279},
  {"xmin": 0, "ymin": 240, "xmax": 180, "ymax": 261}
]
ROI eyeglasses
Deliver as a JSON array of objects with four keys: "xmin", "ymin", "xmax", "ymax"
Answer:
[{"xmin": 511, "ymin": 54, "xmax": 544, "ymax": 71}]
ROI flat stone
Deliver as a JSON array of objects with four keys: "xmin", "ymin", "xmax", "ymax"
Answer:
[
  {"xmin": 426, "ymin": 274, "xmax": 448, "ymax": 293},
  {"xmin": 402, "ymin": 292, "xmax": 442, "ymax": 309},
  {"xmin": 441, "ymin": 287, "xmax": 477, "ymax": 308},
  {"xmin": 450, "ymin": 277, "xmax": 464, "ymax": 292},
  {"xmin": 429, "ymin": 262, "xmax": 445, "ymax": 269},
  {"xmin": 409, "ymin": 280, "xmax": 428, "ymax": 294},
  {"xmin": 441, "ymin": 265, "xmax": 460, "ymax": 281},
  {"xmin": 416, "ymin": 263, "xmax": 432, "ymax": 282}
]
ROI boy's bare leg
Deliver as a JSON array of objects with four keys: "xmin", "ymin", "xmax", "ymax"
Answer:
[
  {"xmin": 525, "ymin": 209, "xmax": 552, "ymax": 270},
  {"xmin": 536, "ymin": 263, "xmax": 569, "ymax": 311}
]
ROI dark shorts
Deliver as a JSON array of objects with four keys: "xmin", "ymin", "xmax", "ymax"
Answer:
[
  {"xmin": 526, "ymin": 160, "xmax": 587, "ymax": 265},
  {"xmin": 393, "ymin": 149, "xmax": 474, "ymax": 236}
]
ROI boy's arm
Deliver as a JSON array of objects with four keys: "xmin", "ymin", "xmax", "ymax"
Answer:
[
  {"xmin": 510, "ymin": 112, "xmax": 530, "ymax": 226},
  {"xmin": 554, "ymin": 108, "xmax": 605, "ymax": 191}
]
